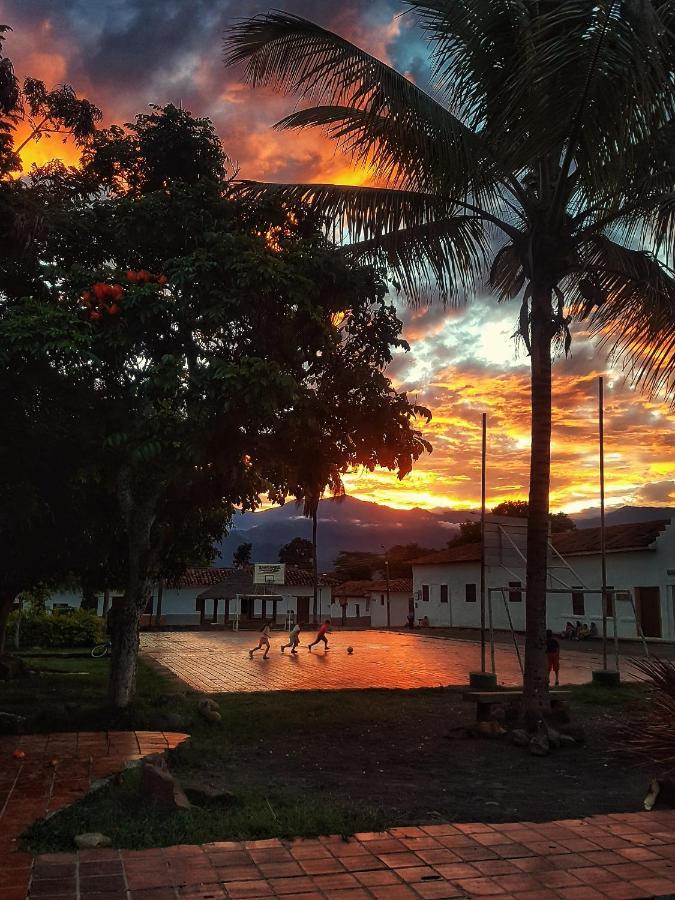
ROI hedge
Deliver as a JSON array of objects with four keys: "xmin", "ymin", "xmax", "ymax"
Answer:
[{"xmin": 8, "ymin": 609, "xmax": 105, "ymax": 648}]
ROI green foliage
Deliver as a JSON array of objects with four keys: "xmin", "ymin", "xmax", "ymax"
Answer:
[
  {"xmin": 448, "ymin": 521, "xmax": 481, "ymax": 547},
  {"xmin": 8, "ymin": 609, "xmax": 104, "ymax": 648},
  {"xmin": 278, "ymin": 536, "xmax": 313, "ymax": 568},
  {"xmin": 233, "ymin": 542, "xmax": 253, "ymax": 568},
  {"xmin": 490, "ymin": 501, "xmax": 576, "ymax": 533}
]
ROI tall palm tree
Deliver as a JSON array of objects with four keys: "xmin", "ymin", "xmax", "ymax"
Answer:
[{"xmin": 225, "ymin": 2, "xmax": 675, "ymax": 712}]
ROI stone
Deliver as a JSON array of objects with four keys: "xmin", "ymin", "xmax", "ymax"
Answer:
[
  {"xmin": 181, "ymin": 777, "xmax": 237, "ymax": 806},
  {"xmin": 0, "ymin": 711, "xmax": 26, "ymax": 734},
  {"xmin": 509, "ymin": 729, "xmax": 530, "ymax": 748},
  {"xmin": 75, "ymin": 832, "xmax": 113, "ymax": 849},
  {"xmin": 529, "ymin": 733, "xmax": 550, "ymax": 756},
  {"xmin": 477, "ymin": 720, "xmax": 505, "ymax": 738},
  {"xmin": 560, "ymin": 722, "xmax": 586, "ymax": 745},
  {"xmin": 545, "ymin": 724, "xmax": 561, "ymax": 749},
  {"xmin": 140, "ymin": 762, "xmax": 191, "ymax": 810},
  {"xmin": 163, "ymin": 711, "xmax": 192, "ymax": 732},
  {"xmin": 197, "ymin": 698, "xmax": 222, "ymax": 723},
  {"xmin": 559, "ymin": 734, "xmax": 576, "ymax": 747}
]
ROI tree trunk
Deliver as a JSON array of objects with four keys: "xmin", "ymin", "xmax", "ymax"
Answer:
[
  {"xmin": 108, "ymin": 593, "xmax": 146, "ymax": 708},
  {"xmin": 312, "ymin": 506, "xmax": 318, "ymax": 624},
  {"xmin": 0, "ymin": 596, "xmax": 14, "ymax": 655},
  {"xmin": 524, "ymin": 284, "xmax": 554, "ymax": 717}
]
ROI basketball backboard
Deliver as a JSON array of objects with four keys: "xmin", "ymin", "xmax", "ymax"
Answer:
[
  {"xmin": 253, "ymin": 563, "xmax": 286, "ymax": 585},
  {"xmin": 483, "ymin": 516, "xmax": 551, "ymax": 568}
]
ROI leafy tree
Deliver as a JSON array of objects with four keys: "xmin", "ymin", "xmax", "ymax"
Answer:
[
  {"xmin": 448, "ymin": 521, "xmax": 481, "ymax": 547},
  {"xmin": 278, "ymin": 537, "xmax": 313, "ymax": 568},
  {"xmin": 332, "ymin": 550, "xmax": 380, "ymax": 582},
  {"xmin": 225, "ymin": 5, "xmax": 675, "ymax": 712},
  {"xmin": 0, "ymin": 25, "xmax": 100, "ymax": 177},
  {"xmin": 233, "ymin": 542, "xmax": 253, "ymax": 568},
  {"xmin": 1, "ymin": 105, "xmax": 429, "ymax": 707},
  {"xmin": 491, "ymin": 501, "xmax": 576, "ymax": 533},
  {"xmin": 385, "ymin": 544, "xmax": 435, "ymax": 578}
]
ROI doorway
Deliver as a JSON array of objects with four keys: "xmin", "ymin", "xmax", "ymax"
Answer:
[
  {"xmin": 296, "ymin": 596, "xmax": 310, "ymax": 623},
  {"xmin": 636, "ymin": 587, "xmax": 662, "ymax": 638}
]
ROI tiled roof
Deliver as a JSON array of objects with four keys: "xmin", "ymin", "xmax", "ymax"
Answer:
[
  {"xmin": 410, "ymin": 520, "xmax": 671, "ymax": 567},
  {"xmin": 552, "ymin": 520, "xmax": 670, "ymax": 556},
  {"xmin": 170, "ymin": 567, "xmax": 235, "ymax": 588},
  {"xmin": 333, "ymin": 579, "xmax": 413, "ymax": 598},
  {"xmin": 411, "ymin": 543, "xmax": 482, "ymax": 565},
  {"xmin": 195, "ymin": 566, "xmax": 335, "ymax": 599}
]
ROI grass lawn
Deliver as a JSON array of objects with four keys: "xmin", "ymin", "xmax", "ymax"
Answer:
[{"xmin": 5, "ymin": 651, "xmax": 653, "ymax": 853}]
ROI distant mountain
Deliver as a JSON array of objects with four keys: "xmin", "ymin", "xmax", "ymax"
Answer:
[
  {"xmin": 214, "ymin": 498, "xmax": 674, "ymax": 572},
  {"xmin": 571, "ymin": 505, "xmax": 674, "ymax": 529},
  {"xmin": 215, "ymin": 496, "xmax": 465, "ymax": 570}
]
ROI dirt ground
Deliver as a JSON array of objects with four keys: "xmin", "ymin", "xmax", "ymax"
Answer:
[{"xmin": 174, "ymin": 687, "xmax": 649, "ymax": 826}]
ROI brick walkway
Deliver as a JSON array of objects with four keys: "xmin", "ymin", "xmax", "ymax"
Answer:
[
  {"xmin": 141, "ymin": 630, "xmax": 627, "ymax": 694},
  {"xmin": 0, "ymin": 731, "xmax": 188, "ymax": 900},
  {"xmin": 27, "ymin": 813, "xmax": 675, "ymax": 898}
]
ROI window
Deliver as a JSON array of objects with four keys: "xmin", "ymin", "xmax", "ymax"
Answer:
[
  {"xmin": 381, "ymin": 594, "xmax": 385, "ymax": 606},
  {"xmin": 508, "ymin": 581, "xmax": 522, "ymax": 602},
  {"xmin": 422, "ymin": 584, "xmax": 430, "ymax": 603},
  {"xmin": 465, "ymin": 583, "xmax": 477, "ymax": 603},
  {"xmin": 572, "ymin": 589, "xmax": 585, "ymax": 616},
  {"xmin": 440, "ymin": 584, "xmax": 449, "ymax": 604},
  {"xmin": 355, "ymin": 604, "xmax": 360, "ymax": 617}
]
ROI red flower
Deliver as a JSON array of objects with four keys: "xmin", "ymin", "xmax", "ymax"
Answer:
[
  {"xmin": 89, "ymin": 310, "xmax": 103, "ymax": 321},
  {"xmin": 108, "ymin": 303, "xmax": 120, "ymax": 315},
  {"xmin": 81, "ymin": 290, "xmax": 91, "ymax": 305},
  {"xmin": 158, "ymin": 274, "xmax": 168, "ymax": 286},
  {"xmin": 126, "ymin": 270, "xmax": 138, "ymax": 283},
  {"xmin": 111, "ymin": 284, "xmax": 124, "ymax": 300},
  {"xmin": 93, "ymin": 282, "xmax": 109, "ymax": 300}
]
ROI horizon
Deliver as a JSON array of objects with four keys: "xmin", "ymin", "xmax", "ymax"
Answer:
[{"xmin": 4, "ymin": 0, "xmax": 675, "ymax": 513}]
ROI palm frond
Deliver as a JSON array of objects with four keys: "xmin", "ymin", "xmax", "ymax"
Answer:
[
  {"xmin": 575, "ymin": 236, "xmax": 675, "ymax": 398},
  {"xmin": 275, "ymin": 105, "xmax": 494, "ymax": 200},
  {"xmin": 345, "ymin": 216, "xmax": 492, "ymax": 304},
  {"xmin": 224, "ymin": 11, "xmax": 496, "ymax": 202},
  {"xmin": 488, "ymin": 242, "xmax": 524, "ymax": 302}
]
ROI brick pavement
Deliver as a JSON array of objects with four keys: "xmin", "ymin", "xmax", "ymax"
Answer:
[
  {"xmin": 27, "ymin": 812, "xmax": 675, "ymax": 898},
  {"xmin": 141, "ymin": 630, "xmax": 629, "ymax": 694},
  {"xmin": 0, "ymin": 731, "xmax": 188, "ymax": 900}
]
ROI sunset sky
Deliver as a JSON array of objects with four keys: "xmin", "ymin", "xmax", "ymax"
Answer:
[{"xmin": 3, "ymin": 0, "xmax": 674, "ymax": 514}]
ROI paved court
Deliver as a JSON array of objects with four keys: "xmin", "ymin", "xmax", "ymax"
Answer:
[{"xmin": 140, "ymin": 630, "xmax": 630, "ymax": 693}]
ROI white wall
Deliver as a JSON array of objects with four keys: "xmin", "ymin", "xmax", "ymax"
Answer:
[
  {"xmin": 368, "ymin": 591, "xmax": 411, "ymax": 627},
  {"xmin": 413, "ymin": 522, "xmax": 675, "ymax": 640},
  {"xmin": 46, "ymin": 590, "xmax": 105, "ymax": 616}
]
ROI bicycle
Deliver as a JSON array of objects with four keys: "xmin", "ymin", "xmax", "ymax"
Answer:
[{"xmin": 91, "ymin": 640, "xmax": 112, "ymax": 658}]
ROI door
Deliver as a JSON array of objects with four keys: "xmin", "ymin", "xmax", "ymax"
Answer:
[
  {"xmin": 296, "ymin": 596, "xmax": 310, "ymax": 624},
  {"xmin": 637, "ymin": 587, "xmax": 661, "ymax": 638}
]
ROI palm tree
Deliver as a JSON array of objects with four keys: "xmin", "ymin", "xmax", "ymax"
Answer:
[{"xmin": 225, "ymin": 2, "xmax": 675, "ymax": 713}]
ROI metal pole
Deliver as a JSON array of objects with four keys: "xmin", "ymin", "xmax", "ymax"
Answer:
[
  {"xmin": 501, "ymin": 588, "xmax": 524, "ymax": 675},
  {"xmin": 488, "ymin": 589, "xmax": 496, "ymax": 674},
  {"xmin": 480, "ymin": 412, "xmax": 487, "ymax": 672},
  {"xmin": 385, "ymin": 553, "xmax": 391, "ymax": 628},
  {"xmin": 599, "ymin": 377, "xmax": 608, "ymax": 670}
]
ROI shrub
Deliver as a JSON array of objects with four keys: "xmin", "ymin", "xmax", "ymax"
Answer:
[
  {"xmin": 627, "ymin": 656, "xmax": 675, "ymax": 773},
  {"xmin": 8, "ymin": 609, "xmax": 105, "ymax": 648}
]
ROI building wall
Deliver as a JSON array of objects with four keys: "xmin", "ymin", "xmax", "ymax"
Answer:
[
  {"xmin": 367, "ymin": 591, "xmax": 411, "ymax": 627},
  {"xmin": 47, "ymin": 590, "xmax": 105, "ymax": 616},
  {"xmin": 413, "ymin": 524, "xmax": 675, "ymax": 640},
  {"xmin": 163, "ymin": 585, "xmax": 333, "ymax": 625}
]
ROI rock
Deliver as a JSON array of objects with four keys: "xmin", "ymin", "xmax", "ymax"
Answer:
[
  {"xmin": 75, "ymin": 832, "xmax": 113, "ymax": 849},
  {"xmin": 181, "ymin": 777, "xmax": 237, "ymax": 806},
  {"xmin": 0, "ymin": 654, "xmax": 29, "ymax": 681},
  {"xmin": 509, "ymin": 729, "xmax": 530, "ymax": 748},
  {"xmin": 545, "ymin": 724, "xmax": 561, "ymax": 749},
  {"xmin": 559, "ymin": 734, "xmax": 576, "ymax": 747},
  {"xmin": 529, "ymin": 733, "xmax": 550, "ymax": 756},
  {"xmin": 197, "ymin": 698, "xmax": 222, "ymax": 724},
  {"xmin": 140, "ymin": 762, "xmax": 191, "ymax": 810},
  {"xmin": 0, "ymin": 711, "xmax": 26, "ymax": 734},
  {"xmin": 477, "ymin": 720, "xmax": 505, "ymax": 738},
  {"xmin": 163, "ymin": 711, "xmax": 192, "ymax": 732},
  {"xmin": 560, "ymin": 722, "xmax": 586, "ymax": 745}
]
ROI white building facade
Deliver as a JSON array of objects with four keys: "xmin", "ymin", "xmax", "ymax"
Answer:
[
  {"xmin": 412, "ymin": 519, "xmax": 675, "ymax": 640},
  {"xmin": 332, "ymin": 579, "xmax": 413, "ymax": 627}
]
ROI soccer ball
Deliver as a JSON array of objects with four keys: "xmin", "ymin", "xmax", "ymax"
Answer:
[{"xmin": 347, "ymin": 646, "xmax": 354, "ymax": 655}]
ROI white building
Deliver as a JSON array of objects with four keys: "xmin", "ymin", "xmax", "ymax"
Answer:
[
  {"xmin": 411, "ymin": 519, "xmax": 675, "ymax": 640},
  {"xmin": 45, "ymin": 566, "xmax": 334, "ymax": 628},
  {"xmin": 332, "ymin": 579, "xmax": 413, "ymax": 627}
]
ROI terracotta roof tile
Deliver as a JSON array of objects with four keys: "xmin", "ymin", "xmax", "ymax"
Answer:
[
  {"xmin": 170, "ymin": 567, "xmax": 235, "ymax": 588},
  {"xmin": 552, "ymin": 519, "xmax": 670, "ymax": 555},
  {"xmin": 333, "ymin": 579, "xmax": 413, "ymax": 598},
  {"xmin": 410, "ymin": 520, "xmax": 671, "ymax": 567}
]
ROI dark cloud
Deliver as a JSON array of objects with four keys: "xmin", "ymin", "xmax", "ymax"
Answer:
[{"xmin": 635, "ymin": 481, "xmax": 675, "ymax": 503}]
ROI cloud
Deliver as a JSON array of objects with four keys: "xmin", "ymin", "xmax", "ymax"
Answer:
[{"xmin": 634, "ymin": 481, "xmax": 675, "ymax": 504}]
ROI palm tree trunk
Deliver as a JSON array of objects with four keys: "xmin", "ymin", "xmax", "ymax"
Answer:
[
  {"xmin": 312, "ymin": 506, "xmax": 318, "ymax": 624},
  {"xmin": 524, "ymin": 283, "xmax": 553, "ymax": 717}
]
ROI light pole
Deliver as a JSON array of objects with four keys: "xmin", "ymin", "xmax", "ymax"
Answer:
[{"xmin": 382, "ymin": 546, "xmax": 391, "ymax": 628}]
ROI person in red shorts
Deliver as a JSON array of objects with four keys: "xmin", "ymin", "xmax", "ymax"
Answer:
[
  {"xmin": 308, "ymin": 619, "xmax": 331, "ymax": 652},
  {"xmin": 546, "ymin": 629, "xmax": 560, "ymax": 686}
]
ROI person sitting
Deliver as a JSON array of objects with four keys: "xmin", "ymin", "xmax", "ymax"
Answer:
[
  {"xmin": 578, "ymin": 623, "xmax": 591, "ymax": 640},
  {"xmin": 589, "ymin": 621, "xmax": 598, "ymax": 638},
  {"xmin": 562, "ymin": 621, "xmax": 575, "ymax": 640},
  {"xmin": 406, "ymin": 612, "xmax": 415, "ymax": 629},
  {"xmin": 421, "ymin": 615, "xmax": 429, "ymax": 627}
]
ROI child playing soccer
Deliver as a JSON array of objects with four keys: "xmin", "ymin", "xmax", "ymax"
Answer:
[
  {"xmin": 249, "ymin": 621, "xmax": 272, "ymax": 659},
  {"xmin": 546, "ymin": 629, "xmax": 560, "ymax": 686},
  {"xmin": 308, "ymin": 620, "xmax": 331, "ymax": 652},
  {"xmin": 281, "ymin": 622, "xmax": 301, "ymax": 654}
]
